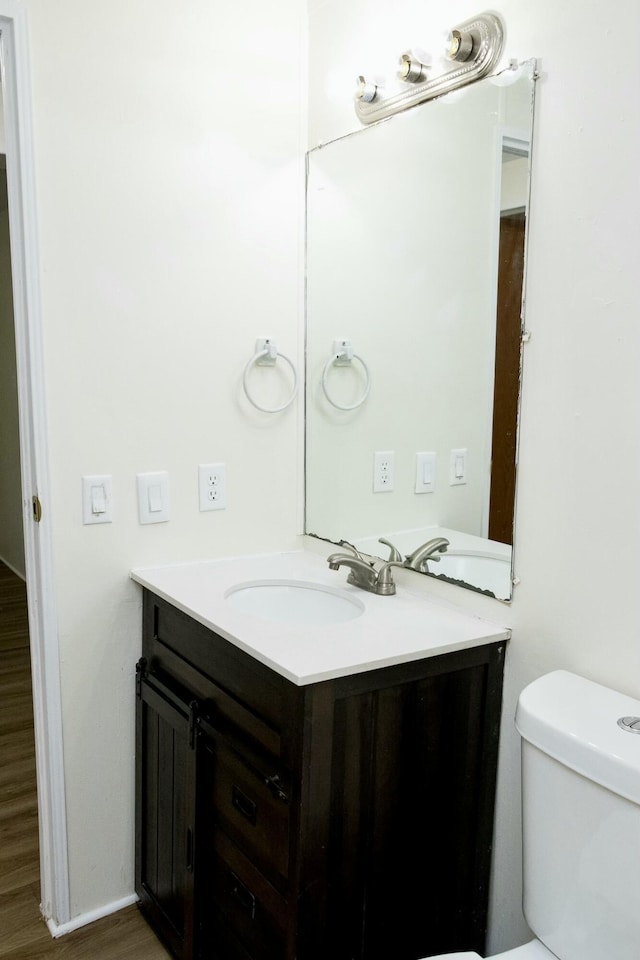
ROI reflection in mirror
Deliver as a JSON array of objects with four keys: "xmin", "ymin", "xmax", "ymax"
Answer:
[{"xmin": 305, "ymin": 62, "xmax": 536, "ymax": 601}]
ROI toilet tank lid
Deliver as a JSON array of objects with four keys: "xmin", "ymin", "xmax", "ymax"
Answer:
[{"xmin": 515, "ymin": 670, "xmax": 640, "ymax": 805}]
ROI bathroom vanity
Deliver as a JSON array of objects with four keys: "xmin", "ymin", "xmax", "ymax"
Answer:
[{"xmin": 132, "ymin": 552, "xmax": 508, "ymax": 960}]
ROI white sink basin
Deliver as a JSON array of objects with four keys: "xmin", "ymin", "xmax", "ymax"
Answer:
[{"xmin": 225, "ymin": 579, "xmax": 365, "ymax": 625}]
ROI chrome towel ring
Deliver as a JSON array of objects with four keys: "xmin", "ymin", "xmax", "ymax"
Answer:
[
  {"xmin": 322, "ymin": 340, "xmax": 371, "ymax": 411},
  {"xmin": 243, "ymin": 338, "xmax": 298, "ymax": 413}
]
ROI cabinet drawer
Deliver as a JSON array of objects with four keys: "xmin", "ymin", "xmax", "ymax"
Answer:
[
  {"xmin": 144, "ymin": 593, "xmax": 300, "ymax": 766},
  {"xmin": 205, "ymin": 828, "xmax": 289, "ymax": 960},
  {"xmin": 206, "ymin": 736, "xmax": 291, "ymax": 883}
]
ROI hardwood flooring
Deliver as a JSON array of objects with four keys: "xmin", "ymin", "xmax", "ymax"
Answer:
[{"xmin": 0, "ymin": 562, "xmax": 170, "ymax": 958}]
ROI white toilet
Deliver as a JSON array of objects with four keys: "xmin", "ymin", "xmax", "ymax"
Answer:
[{"xmin": 426, "ymin": 670, "xmax": 640, "ymax": 960}]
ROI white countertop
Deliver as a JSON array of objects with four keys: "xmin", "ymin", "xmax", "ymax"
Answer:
[{"xmin": 130, "ymin": 550, "xmax": 510, "ymax": 686}]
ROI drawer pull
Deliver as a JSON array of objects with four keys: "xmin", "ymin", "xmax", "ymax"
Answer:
[
  {"xmin": 232, "ymin": 785, "xmax": 257, "ymax": 824},
  {"xmin": 264, "ymin": 773, "xmax": 288, "ymax": 802},
  {"xmin": 229, "ymin": 871, "xmax": 256, "ymax": 920}
]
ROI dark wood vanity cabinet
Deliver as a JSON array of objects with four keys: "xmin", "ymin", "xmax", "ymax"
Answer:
[{"xmin": 136, "ymin": 592, "xmax": 505, "ymax": 960}]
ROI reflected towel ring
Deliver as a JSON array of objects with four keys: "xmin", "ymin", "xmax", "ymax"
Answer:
[
  {"xmin": 243, "ymin": 338, "xmax": 298, "ymax": 413},
  {"xmin": 322, "ymin": 340, "xmax": 371, "ymax": 411}
]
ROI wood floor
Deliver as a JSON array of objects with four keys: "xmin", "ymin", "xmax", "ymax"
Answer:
[{"xmin": 0, "ymin": 562, "xmax": 170, "ymax": 958}]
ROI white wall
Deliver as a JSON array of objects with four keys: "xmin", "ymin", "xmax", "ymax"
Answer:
[
  {"xmin": 19, "ymin": 0, "xmax": 305, "ymax": 920},
  {"xmin": 308, "ymin": 0, "xmax": 640, "ymax": 953}
]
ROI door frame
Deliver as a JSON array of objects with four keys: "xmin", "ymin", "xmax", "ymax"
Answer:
[
  {"xmin": 481, "ymin": 126, "xmax": 531, "ymax": 539},
  {"xmin": 0, "ymin": 2, "xmax": 70, "ymax": 927}
]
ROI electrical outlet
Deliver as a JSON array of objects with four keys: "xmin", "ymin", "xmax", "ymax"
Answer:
[
  {"xmin": 199, "ymin": 463, "xmax": 226, "ymax": 511},
  {"xmin": 373, "ymin": 451, "xmax": 395, "ymax": 493}
]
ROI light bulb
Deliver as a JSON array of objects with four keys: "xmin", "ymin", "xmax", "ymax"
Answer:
[
  {"xmin": 398, "ymin": 51, "xmax": 430, "ymax": 84},
  {"xmin": 355, "ymin": 76, "xmax": 378, "ymax": 103},
  {"xmin": 446, "ymin": 29, "xmax": 475, "ymax": 63}
]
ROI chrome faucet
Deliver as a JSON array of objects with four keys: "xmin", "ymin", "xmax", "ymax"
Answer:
[
  {"xmin": 328, "ymin": 536, "xmax": 450, "ymax": 596},
  {"xmin": 327, "ymin": 553, "xmax": 379, "ymax": 592},
  {"xmin": 404, "ymin": 537, "xmax": 450, "ymax": 572},
  {"xmin": 327, "ymin": 552, "xmax": 406, "ymax": 596}
]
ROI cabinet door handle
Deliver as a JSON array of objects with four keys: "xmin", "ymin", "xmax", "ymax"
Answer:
[
  {"xmin": 229, "ymin": 871, "xmax": 256, "ymax": 920},
  {"xmin": 232, "ymin": 785, "xmax": 257, "ymax": 824},
  {"xmin": 264, "ymin": 773, "xmax": 288, "ymax": 802}
]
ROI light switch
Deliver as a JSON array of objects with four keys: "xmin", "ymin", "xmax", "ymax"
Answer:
[
  {"xmin": 82, "ymin": 475, "xmax": 113, "ymax": 525},
  {"xmin": 148, "ymin": 484, "xmax": 163, "ymax": 513},
  {"xmin": 137, "ymin": 472, "xmax": 170, "ymax": 524},
  {"xmin": 415, "ymin": 452, "xmax": 436, "ymax": 494},
  {"xmin": 449, "ymin": 448, "xmax": 468, "ymax": 486}
]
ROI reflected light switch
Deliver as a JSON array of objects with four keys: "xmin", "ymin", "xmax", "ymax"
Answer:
[
  {"xmin": 137, "ymin": 472, "xmax": 170, "ymax": 524},
  {"xmin": 449, "ymin": 448, "xmax": 468, "ymax": 486},
  {"xmin": 415, "ymin": 452, "xmax": 436, "ymax": 494}
]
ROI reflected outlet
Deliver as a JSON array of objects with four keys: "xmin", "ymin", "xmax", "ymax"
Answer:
[{"xmin": 373, "ymin": 451, "xmax": 394, "ymax": 493}]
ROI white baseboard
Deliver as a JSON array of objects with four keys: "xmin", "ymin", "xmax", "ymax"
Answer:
[{"xmin": 46, "ymin": 893, "xmax": 139, "ymax": 939}]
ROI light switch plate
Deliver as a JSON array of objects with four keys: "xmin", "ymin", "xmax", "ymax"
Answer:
[
  {"xmin": 137, "ymin": 471, "xmax": 170, "ymax": 524},
  {"xmin": 82, "ymin": 475, "xmax": 113, "ymax": 524}
]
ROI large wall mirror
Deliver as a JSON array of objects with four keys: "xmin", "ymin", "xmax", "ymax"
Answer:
[{"xmin": 305, "ymin": 61, "xmax": 536, "ymax": 601}]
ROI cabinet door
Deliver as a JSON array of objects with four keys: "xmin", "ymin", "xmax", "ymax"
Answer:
[
  {"xmin": 136, "ymin": 663, "xmax": 198, "ymax": 960},
  {"xmin": 324, "ymin": 655, "xmax": 504, "ymax": 960}
]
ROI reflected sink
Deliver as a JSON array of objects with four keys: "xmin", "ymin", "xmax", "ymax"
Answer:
[
  {"xmin": 225, "ymin": 579, "xmax": 365, "ymax": 625},
  {"xmin": 429, "ymin": 552, "xmax": 511, "ymax": 597}
]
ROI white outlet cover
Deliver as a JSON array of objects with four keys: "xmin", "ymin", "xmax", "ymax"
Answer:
[
  {"xmin": 199, "ymin": 463, "xmax": 227, "ymax": 512},
  {"xmin": 373, "ymin": 451, "xmax": 395, "ymax": 493}
]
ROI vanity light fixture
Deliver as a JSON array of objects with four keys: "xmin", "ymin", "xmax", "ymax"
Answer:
[{"xmin": 355, "ymin": 11, "xmax": 504, "ymax": 125}]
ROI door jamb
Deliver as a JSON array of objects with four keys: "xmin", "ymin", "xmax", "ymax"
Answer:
[{"xmin": 0, "ymin": 1, "xmax": 70, "ymax": 927}]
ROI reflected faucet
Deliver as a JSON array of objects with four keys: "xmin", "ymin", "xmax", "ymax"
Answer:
[
  {"xmin": 404, "ymin": 537, "xmax": 450, "ymax": 572},
  {"xmin": 378, "ymin": 537, "xmax": 402, "ymax": 562}
]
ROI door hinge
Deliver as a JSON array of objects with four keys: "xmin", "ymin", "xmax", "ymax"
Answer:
[{"xmin": 32, "ymin": 495, "xmax": 42, "ymax": 523}]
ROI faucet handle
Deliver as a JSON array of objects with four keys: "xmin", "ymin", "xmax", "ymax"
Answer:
[
  {"xmin": 375, "ymin": 560, "xmax": 405, "ymax": 596},
  {"xmin": 378, "ymin": 538, "xmax": 402, "ymax": 563},
  {"xmin": 338, "ymin": 539, "xmax": 367, "ymax": 562}
]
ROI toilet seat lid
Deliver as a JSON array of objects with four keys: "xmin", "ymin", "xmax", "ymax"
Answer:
[{"xmin": 423, "ymin": 939, "xmax": 557, "ymax": 960}]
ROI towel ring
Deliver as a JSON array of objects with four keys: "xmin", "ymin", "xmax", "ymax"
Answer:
[
  {"xmin": 322, "ymin": 341, "xmax": 371, "ymax": 411},
  {"xmin": 243, "ymin": 339, "xmax": 298, "ymax": 413}
]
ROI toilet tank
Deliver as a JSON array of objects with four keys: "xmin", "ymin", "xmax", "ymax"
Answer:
[{"xmin": 515, "ymin": 671, "xmax": 640, "ymax": 960}]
